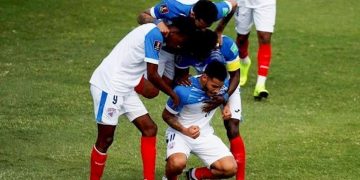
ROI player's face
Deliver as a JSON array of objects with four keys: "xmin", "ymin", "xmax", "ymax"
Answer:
[
  {"xmin": 194, "ymin": 18, "xmax": 210, "ymax": 29},
  {"xmin": 203, "ymin": 76, "xmax": 224, "ymax": 97},
  {"xmin": 190, "ymin": 12, "xmax": 210, "ymax": 29},
  {"xmin": 165, "ymin": 30, "xmax": 186, "ymax": 53}
]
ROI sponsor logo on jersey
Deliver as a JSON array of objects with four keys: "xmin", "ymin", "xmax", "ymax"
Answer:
[
  {"xmin": 154, "ymin": 40, "xmax": 162, "ymax": 51},
  {"xmin": 160, "ymin": 4, "xmax": 169, "ymax": 14}
]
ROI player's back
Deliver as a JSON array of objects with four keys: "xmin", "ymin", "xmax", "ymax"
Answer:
[{"xmin": 90, "ymin": 23, "xmax": 162, "ymax": 95}]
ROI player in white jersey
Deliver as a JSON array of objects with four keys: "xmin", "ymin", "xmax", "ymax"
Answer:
[
  {"xmin": 175, "ymin": 35, "xmax": 246, "ymax": 180},
  {"xmin": 162, "ymin": 61, "xmax": 237, "ymax": 180},
  {"xmin": 89, "ymin": 17, "xmax": 196, "ymax": 180},
  {"xmin": 235, "ymin": 0, "xmax": 276, "ymax": 100}
]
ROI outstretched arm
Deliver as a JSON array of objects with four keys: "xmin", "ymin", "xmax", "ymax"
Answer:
[
  {"xmin": 137, "ymin": 8, "xmax": 170, "ymax": 36},
  {"xmin": 215, "ymin": 0, "xmax": 237, "ymax": 44}
]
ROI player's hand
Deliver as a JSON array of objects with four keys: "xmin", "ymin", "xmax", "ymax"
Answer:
[
  {"xmin": 157, "ymin": 22, "xmax": 170, "ymax": 37},
  {"xmin": 222, "ymin": 104, "xmax": 231, "ymax": 120},
  {"xmin": 176, "ymin": 74, "xmax": 192, "ymax": 86},
  {"xmin": 202, "ymin": 95, "xmax": 225, "ymax": 113},
  {"xmin": 185, "ymin": 125, "xmax": 200, "ymax": 139}
]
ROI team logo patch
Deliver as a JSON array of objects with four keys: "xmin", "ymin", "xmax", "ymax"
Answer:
[
  {"xmin": 107, "ymin": 108, "xmax": 116, "ymax": 117},
  {"xmin": 168, "ymin": 141, "xmax": 175, "ymax": 149},
  {"xmin": 230, "ymin": 43, "xmax": 238, "ymax": 54},
  {"xmin": 154, "ymin": 40, "xmax": 162, "ymax": 51},
  {"xmin": 222, "ymin": 8, "xmax": 229, "ymax": 16},
  {"xmin": 160, "ymin": 4, "xmax": 169, "ymax": 14}
]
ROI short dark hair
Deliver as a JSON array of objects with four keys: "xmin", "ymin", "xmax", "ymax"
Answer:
[
  {"xmin": 170, "ymin": 16, "xmax": 196, "ymax": 36},
  {"xmin": 185, "ymin": 29, "xmax": 218, "ymax": 60},
  {"xmin": 193, "ymin": 0, "xmax": 218, "ymax": 26},
  {"xmin": 204, "ymin": 61, "xmax": 227, "ymax": 82}
]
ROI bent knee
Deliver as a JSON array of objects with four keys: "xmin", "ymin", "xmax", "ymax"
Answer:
[
  {"xmin": 167, "ymin": 156, "xmax": 187, "ymax": 172},
  {"xmin": 222, "ymin": 161, "xmax": 238, "ymax": 177}
]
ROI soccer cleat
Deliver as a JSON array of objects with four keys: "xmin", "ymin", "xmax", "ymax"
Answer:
[
  {"xmin": 185, "ymin": 168, "xmax": 196, "ymax": 180},
  {"xmin": 239, "ymin": 57, "xmax": 251, "ymax": 86},
  {"xmin": 253, "ymin": 85, "xmax": 269, "ymax": 100}
]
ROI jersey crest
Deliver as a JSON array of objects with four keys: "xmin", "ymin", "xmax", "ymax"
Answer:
[
  {"xmin": 160, "ymin": 4, "xmax": 169, "ymax": 14},
  {"xmin": 154, "ymin": 40, "xmax": 162, "ymax": 51}
]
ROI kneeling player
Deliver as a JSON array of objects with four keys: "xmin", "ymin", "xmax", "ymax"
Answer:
[{"xmin": 162, "ymin": 61, "xmax": 237, "ymax": 180}]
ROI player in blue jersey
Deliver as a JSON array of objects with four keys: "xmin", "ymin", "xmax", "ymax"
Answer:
[
  {"xmin": 138, "ymin": 0, "xmax": 237, "ymax": 36},
  {"xmin": 162, "ymin": 61, "xmax": 237, "ymax": 180},
  {"xmin": 174, "ymin": 35, "xmax": 246, "ymax": 180},
  {"xmin": 135, "ymin": 29, "xmax": 219, "ymax": 99},
  {"xmin": 136, "ymin": 0, "xmax": 237, "ymax": 98},
  {"xmin": 89, "ymin": 17, "xmax": 196, "ymax": 180}
]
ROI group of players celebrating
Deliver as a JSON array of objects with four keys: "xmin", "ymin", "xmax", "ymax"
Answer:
[{"xmin": 89, "ymin": 0, "xmax": 276, "ymax": 179}]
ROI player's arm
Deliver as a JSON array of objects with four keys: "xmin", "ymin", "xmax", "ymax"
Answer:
[
  {"xmin": 137, "ymin": 8, "xmax": 155, "ymax": 24},
  {"xmin": 147, "ymin": 63, "xmax": 179, "ymax": 105},
  {"xmin": 145, "ymin": 28, "xmax": 179, "ymax": 105},
  {"xmin": 223, "ymin": 36, "xmax": 241, "ymax": 97},
  {"xmin": 137, "ymin": 7, "xmax": 169, "ymax": 35},
  {"xmin": 163, "ymin": 99, "xmax": 200, "ymax": 139},
  {"xmin": 227, "ymin": 69, "xmax": 240, "ymax": 96},
  {"xmin": 214, "ymin": 0, "xmax": 237, "ymax": 44}
]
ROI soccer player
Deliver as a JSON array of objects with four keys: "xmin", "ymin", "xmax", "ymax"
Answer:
[
  {"xmin": 135, "ymin": 29, "xmax": 219, "ymax": 99},
  {"xmin": 234, "ymin": 0, "xmax": 276, "ymax": 100},
  {"xmin": 88, "ymin": 17, "xmax": 195, "ymax": 180},
  {"xmin": 174, "ymin": 35, "xmax": 246, "ymax": 180},
  {"xmin": 136, "ymin": 0, "xmax": 237, "ymax": 93},
  {"xmin": 162, "ymin": 61, "xmax": 237, "ymax": 180},
  {"xmin": 137, "ymin": 0, "xmax": 237, "ymax": 35}
]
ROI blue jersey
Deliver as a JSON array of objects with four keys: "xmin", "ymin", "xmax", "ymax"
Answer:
[
  {"xmin": 150, "ymin": 0, "xmax": 232, "ymax": 22},
  {"xmin": 175, "ymin": 35, "xmax": 240, "ymax": 73},
  {"xmin": 166, "ymin": 76, "xmax": 229, "ymax": 134}
]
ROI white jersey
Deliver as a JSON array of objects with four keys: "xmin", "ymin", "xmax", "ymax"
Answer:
[
  {"xmin": 90, "ymin": 24, "xmax": 163, "ymax": 95},
  {"xmin": 165, "ymin": 76, "xmax": 229, "ymax": 135},
  {"xmin": 237, "ymin": 0, "xmax": 276, "ymax": 8}
]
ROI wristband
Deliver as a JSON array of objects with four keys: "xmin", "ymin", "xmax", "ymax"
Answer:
[
  {"xmin": 153, "ymin": 19, "xmax": 163, "ymax": 25},
  {"xmin": 223, "ymin": 92, "xmax": 229, "ymax": 102}
]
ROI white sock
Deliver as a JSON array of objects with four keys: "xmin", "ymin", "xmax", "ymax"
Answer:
[
  {"xmin": 240, "ymin": 56, "xmax": 250, "ymax": 64},
  {"xmin": 256, "ymin": 75, "xmax": 267, "ymax": 87}
]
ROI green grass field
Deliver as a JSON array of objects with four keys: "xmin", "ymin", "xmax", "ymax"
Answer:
[{"xmin": 1, "ymin": 0, "xmax": 360, "ymax": 179}]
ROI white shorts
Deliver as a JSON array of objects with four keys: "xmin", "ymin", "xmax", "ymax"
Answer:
[
  {"xmin": 90, "ymin": 85, "xmax": 148, "ymax": 125},
  {"xmin": 235, "ymin": 4, "xmax": 276, "ymax": 34},
  {"xmin": 227, "ymin": 86, "xmax": 242, "ymax": 121},
  {"xmin": 165, "ymin": 129, "xmax": 233, "ymax": 168},
  {"xmin": 144, "ymin": 50, "xmax": 175, "ymax": 80}
]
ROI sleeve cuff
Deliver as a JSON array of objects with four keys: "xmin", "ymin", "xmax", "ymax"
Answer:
[
  {"xmin": 144, "ymin": 57, "xmax": 159, "ymax": 64},
  {"xmin": 165, "ymin": 104, "xmax": 178, "ymax": 115}
]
